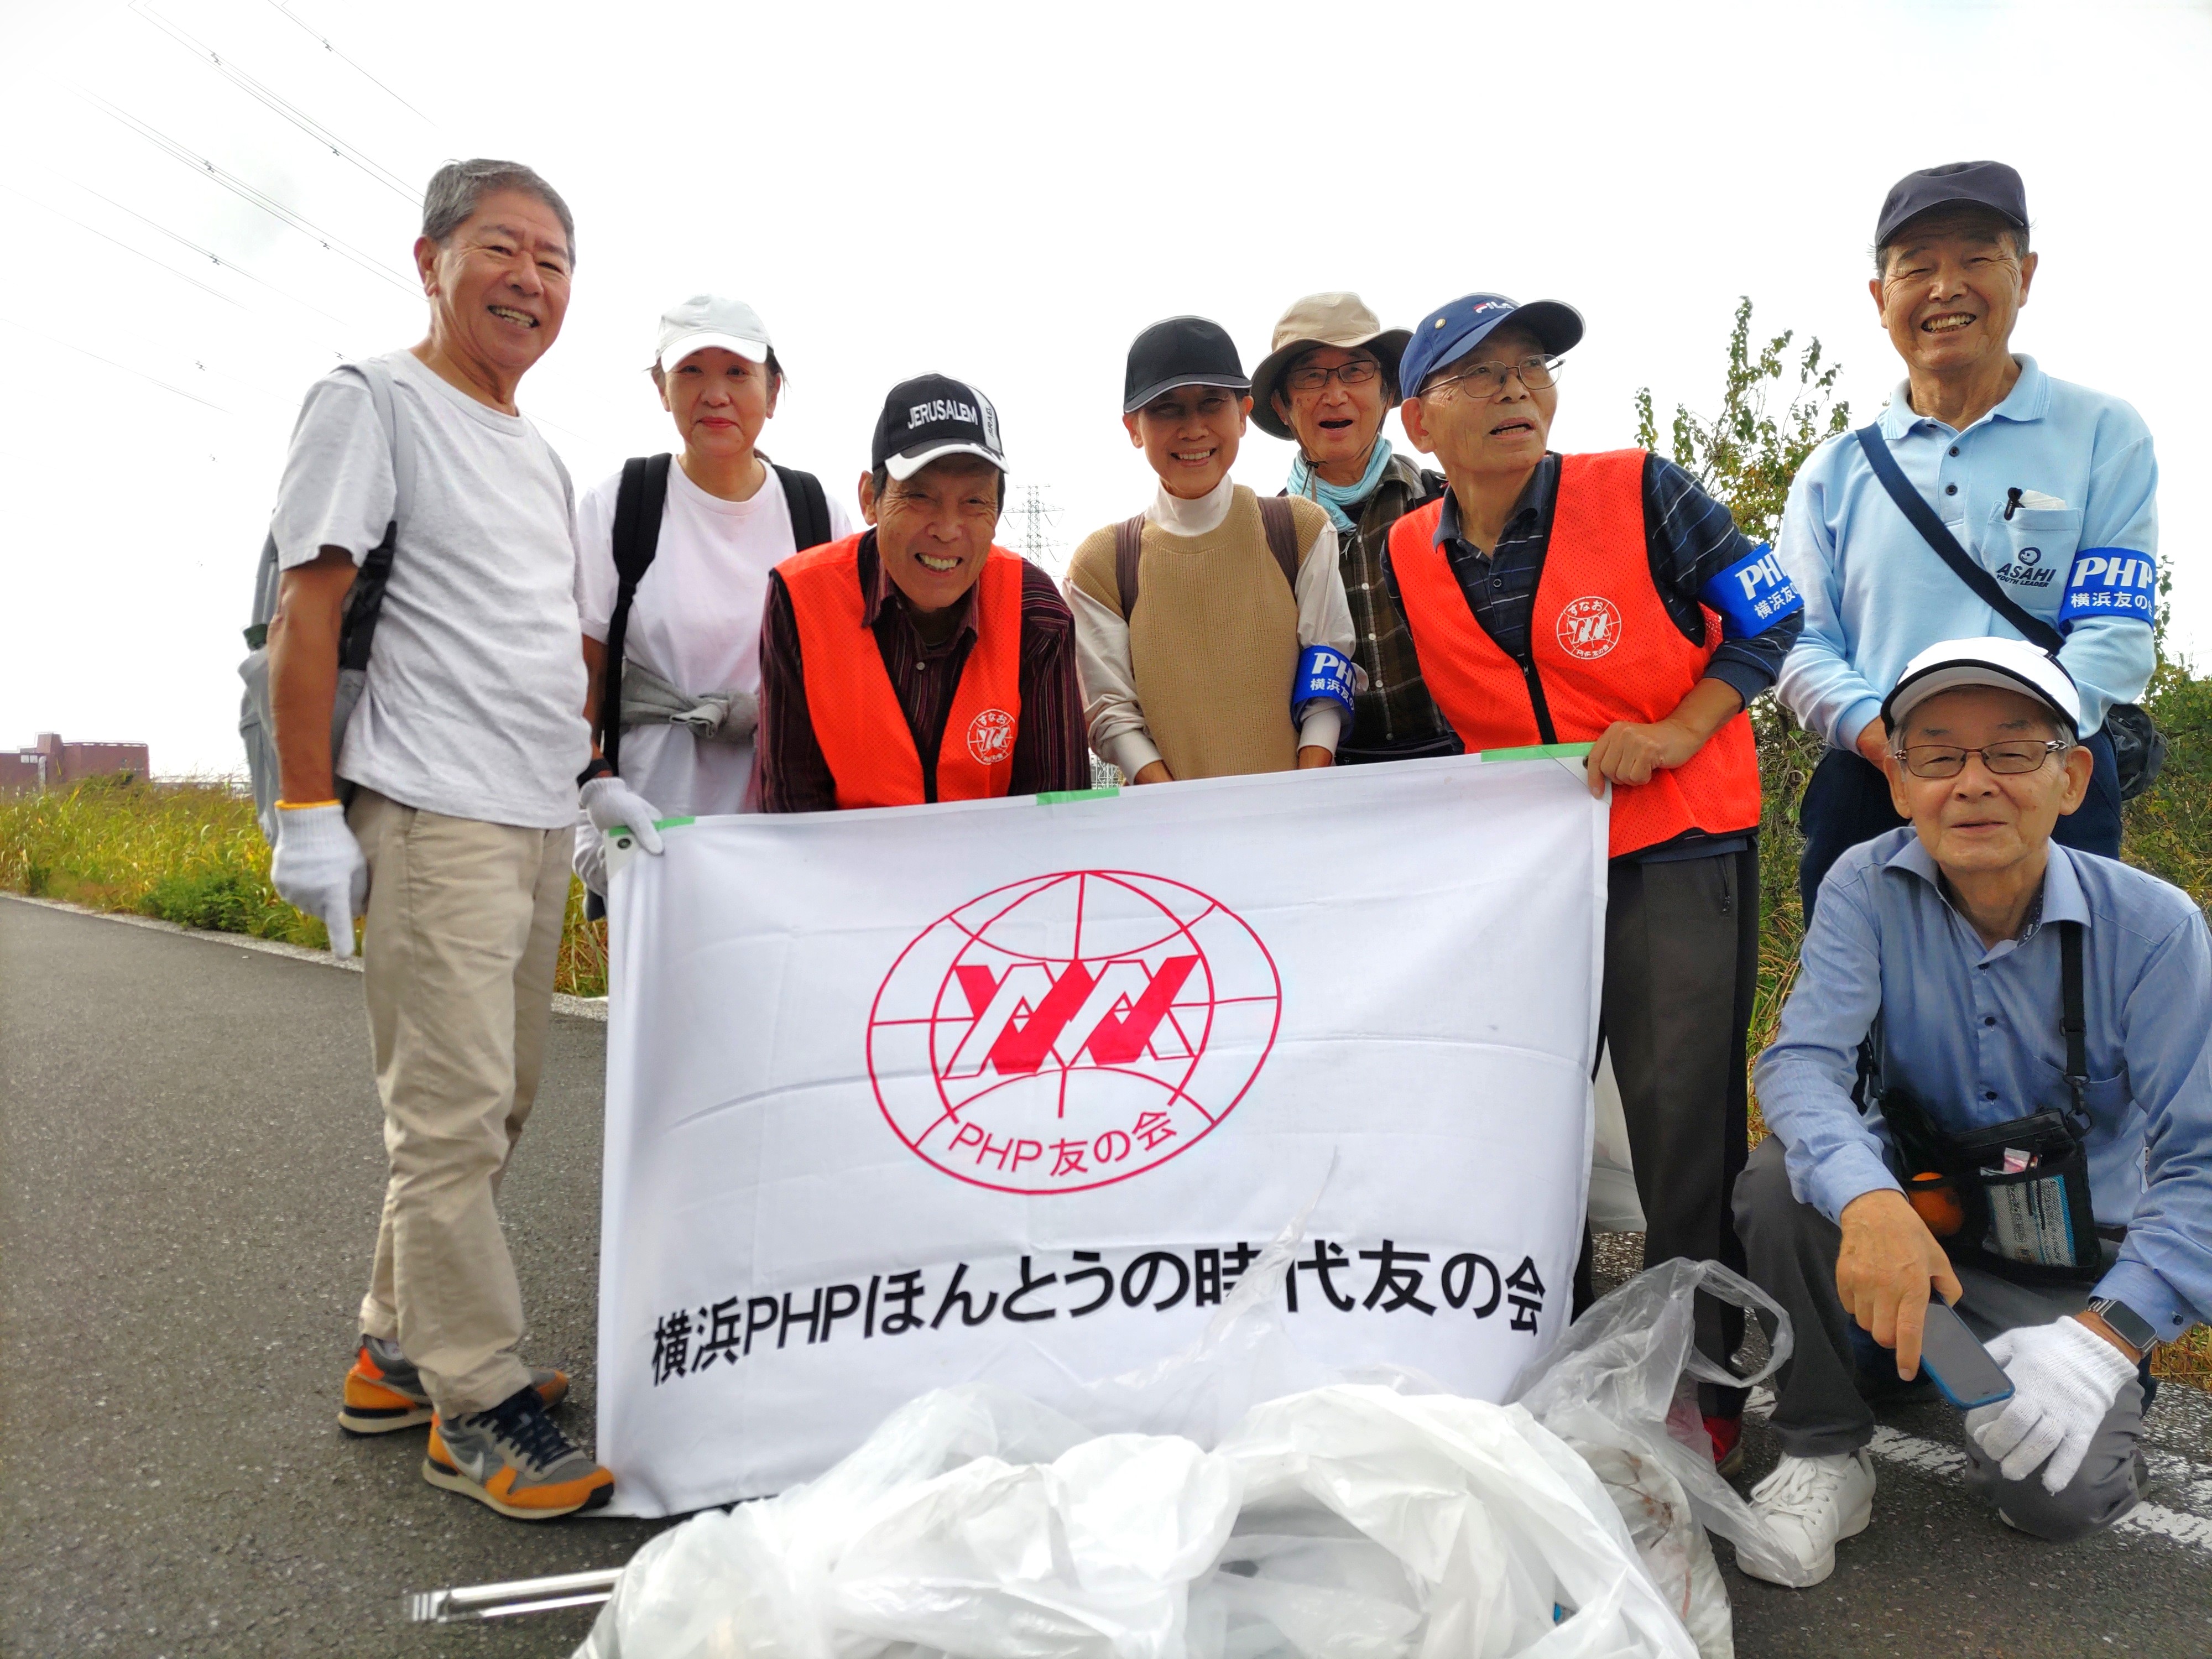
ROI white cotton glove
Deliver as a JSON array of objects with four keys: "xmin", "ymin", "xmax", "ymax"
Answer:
[
  {"xmin": 269, "ymin": 802, "xmax": 368, "ymax": 959},
  {"xmin": 1967, "ymin": 1317, "xmax": 2138, "ymax": 1493},
  {"xmin": 573, "ymin": 804, "xmax": 609, "ymax": 896},
  {"xmin": 580, "ymin": 775, "xmax": 664, "ymax": 857}
]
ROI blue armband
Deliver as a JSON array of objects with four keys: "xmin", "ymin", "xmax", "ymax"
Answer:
[
  {"xmin": 1293, "ymin": 645, "xmax": 1355, "ymax": 718},
  {"xmin": 1697, "ymin": 542, "xmax": 1803, "ymax": 637},
  {"xmin": 2057, "ymin": 548, "xmax": 2157, "ymax": 632}
]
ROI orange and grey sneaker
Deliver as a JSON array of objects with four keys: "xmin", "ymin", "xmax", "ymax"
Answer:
[
  {"xmin": 339, "ymin": 1334, "xmax": 568, "ymax": 1436},
  {"xmin": 422, "ymin": 1386, "xmax": 614, "ymax": 1520}
]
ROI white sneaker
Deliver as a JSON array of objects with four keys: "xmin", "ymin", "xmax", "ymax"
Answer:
[{"xmin": 1736, "ymin": 1449, "xmax": 1877, "ymax": 1588}]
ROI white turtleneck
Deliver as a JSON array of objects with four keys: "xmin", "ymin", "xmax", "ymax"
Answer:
[{"xmin": 1065, "ymin": 473, "xmax": 1359, "ymax": 779}]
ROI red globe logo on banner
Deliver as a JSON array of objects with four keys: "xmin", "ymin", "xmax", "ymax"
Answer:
[
  {"xmin": 867, "ymin": 871, "xmax": 1281, "ymax": 1194},
  {"xmin": 966, "ymin": 708, "xmax": 1015, "ymax": 766},
  {"xmin": 1554, "ymin": 595, "xmax": 1624, "ymax": 660}
]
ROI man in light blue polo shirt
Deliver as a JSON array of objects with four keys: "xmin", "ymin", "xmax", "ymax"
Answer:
[
  {"xmin": 1776, "ymin": 160, "xmax": 2157, "ymax": 917},
  {"xmin": 1733, "ymin": 638, "xmax": 2208, "ymax": 1587}
]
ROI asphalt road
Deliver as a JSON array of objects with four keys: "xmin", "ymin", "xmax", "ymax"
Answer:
[{"xmin": 4, "ymin": 895, "xmax": 2210, "ymax": 1659}]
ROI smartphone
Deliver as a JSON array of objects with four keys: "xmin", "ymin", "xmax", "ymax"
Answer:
[{"xmin": 1918, "ymin": 1300, "xmax": 2015, "ymax": 1411}]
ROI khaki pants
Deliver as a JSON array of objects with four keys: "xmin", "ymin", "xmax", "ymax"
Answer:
[{"xmin": 348, "ymin": 789, "xmax": 575, "ymax": 1418}]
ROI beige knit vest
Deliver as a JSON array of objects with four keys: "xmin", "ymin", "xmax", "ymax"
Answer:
[{"xmin": 1070, "ymin": 487, "xmax": 1325, "ymax": 780}]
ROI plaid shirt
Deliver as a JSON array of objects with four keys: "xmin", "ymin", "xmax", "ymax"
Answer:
[
  {"xmin": 756, "ymin": 533, "xmax": 1090, "ymax": 811},
  {"xmin": 1322, "ymin": 452, "xmax": 1457, "ymax": 758}
]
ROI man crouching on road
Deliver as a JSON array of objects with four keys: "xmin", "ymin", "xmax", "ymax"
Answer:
[
  {"xmin": 1737, "ymin": 637, "xmax": 2210, "ymax": 1585},
  {"xmin": 264, "ymin": 159, "xmax": 613, "ymax": 1519},
  {"xmin": 754, "ymin": 375, "xmax": 1090, "ymax": 809}
]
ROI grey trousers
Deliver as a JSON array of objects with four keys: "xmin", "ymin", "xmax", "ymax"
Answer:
[
  {"xmin": 1604, "ymin": 845, "xmax": 1759, "ymax": 1416},
  {"xmin": 1734, "ymin": 1136, "xmax": 2148, "ymax": 1540}
]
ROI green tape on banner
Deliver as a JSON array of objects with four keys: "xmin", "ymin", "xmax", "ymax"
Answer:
[
  {"xmin": 649, "ymin": 816, "xmax": 696, "ymax": 830},
  {"xmin": 1037, "ymin": 787, "xmax": 1120, "ymax": 804},
  {"xmin": 1478, "ymin": 742, "xmax": 1595, "ymax": 763}
]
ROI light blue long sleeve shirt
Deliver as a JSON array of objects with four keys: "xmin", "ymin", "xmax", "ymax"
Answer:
[
  {"xmin": 1775, "ymin": 357, "xmax": 2157, "ymax": 747},
  {"xmin": 1754, "ymin": 830, "xmax": 2211, "ymax": 1343}
]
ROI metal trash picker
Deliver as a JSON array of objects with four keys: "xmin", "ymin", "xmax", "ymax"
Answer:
[{"xmin": 405, "ymin": 1567, "xmax": 620, "ymax": 1623}]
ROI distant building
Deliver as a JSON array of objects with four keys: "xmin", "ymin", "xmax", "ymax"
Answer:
[{"xmin": 0, "ymin": 733, "xmax": 152, "ymax": 791}]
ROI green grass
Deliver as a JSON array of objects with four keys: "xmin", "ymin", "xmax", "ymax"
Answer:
[{"xmin": 0, "ymin": 776, "xmax": 609, "ymax": 997}]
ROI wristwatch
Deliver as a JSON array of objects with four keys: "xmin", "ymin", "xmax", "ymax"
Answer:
[{"xmin": 2086, "ymin": 1296, "xmax": 2159, "ymax": 1356}]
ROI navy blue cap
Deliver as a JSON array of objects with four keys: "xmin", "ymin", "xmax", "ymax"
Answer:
[
  {"xmin": 1399, "ymin": 293, "xmax": 1584, "ymax": 399},
  {"xmin": 1875, "ymin": 160, "xmax": 2028, "ymax": 249}
]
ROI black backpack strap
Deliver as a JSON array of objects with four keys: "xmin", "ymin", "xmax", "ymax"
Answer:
[
  {"xmin": 1113, "ymin": 513, "xmax": 1146, "ymax": 621},
  {"xmin": 1853, "ymin": 424, "xmax": 2063, "ymax": 653},
  {"xmin": 1257, "ymin": 494, "xmax": 1302, "ymax": 593},
  {"xmin": 599, "ymin": 453, "xmax": 673, "ymax": 773},
  {"xmin": 775, "ymin": 464, "xmax": 831, "ymax": 552},
  {"xmin": 2058, "ymin": 920, "xmax": 2089, "ymax": 1135}
]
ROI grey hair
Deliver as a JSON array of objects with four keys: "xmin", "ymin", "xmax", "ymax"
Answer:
[
  {"xmin": 870, "ymin": 460, "xmax": 1008, "ymax": 510},
  {"xmin": 1874, "ymin": 208, "xmax": 2028, "ymax": 275},
  {"xmin": 421, "ymin": 159, "xmax": 576, "ymax": 266}
]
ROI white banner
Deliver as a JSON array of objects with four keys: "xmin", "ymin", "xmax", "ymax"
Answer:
[{"xmin": 596, "ymin": 753, "xmax": 1606, "ymax": 1516}]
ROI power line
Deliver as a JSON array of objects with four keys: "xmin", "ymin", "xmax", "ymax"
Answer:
[
  {"xmin": 262, "ymin": 0, "xmax": 441, "ymax": 132},
  {"xmin": 48, "ymin": 172, "xmax": 364, "ymax": 332},
  {"xmin": 76, "ymin": 88, "xmax": 418, "ymax": 294},
  {"xmin": 0, "ymin": 315, "xmax": 232, "ymax": 413},
  {"xmin": 131, "ymin": 2, "xmax": 421, "ymax": 204},
  {"xmin": 0, "ymin": 181, "xmax": 247, "ymax": 313}
]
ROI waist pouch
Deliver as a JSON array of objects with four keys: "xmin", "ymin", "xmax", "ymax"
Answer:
[
  {"xmin": 1874, "ymin": 920, "xmax": 2111, "ymax": 1286},
  {"xmin": 1885, "ymin": 1091, "xmax": 2106, "ymax": 1285}
]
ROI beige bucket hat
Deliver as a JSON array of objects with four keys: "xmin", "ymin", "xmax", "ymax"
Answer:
[{"xmin": 1249, "ymin": 292, "xmax": 1412, "ymax": 441}]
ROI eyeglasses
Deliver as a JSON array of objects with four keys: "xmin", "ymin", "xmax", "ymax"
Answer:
[
  {"xmin": 1419, "ymin": 353, "xmax": 1562, "ymax": 401},
  {"xmin": 1891, "ymin": 739, "xmax": 2071, "ymax": 779},
  {"xmin": 1283, "ymin": 358, "xmax": 1384, "ymax": 394}
]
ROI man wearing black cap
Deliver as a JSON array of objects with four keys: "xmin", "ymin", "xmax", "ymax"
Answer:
[
  {"xmin": 1777, "ymin": 161, "xmax": 2160, "ymax": 919},
  {"xmin": 753, "ymin": 374, "xmax": 1088, "ymax": 810},
  {"xmin": 1066, "ymin": 316, "xmax": 1358, "ymax": 785}
]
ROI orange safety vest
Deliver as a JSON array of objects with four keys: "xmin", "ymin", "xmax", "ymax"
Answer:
[
  {"xmin": 780, "ymin": 535, "xmax": 1025, "ymax": 810},
  {"xmin": 1387, "ymin": 450, "xmax": 1762, "ymax": 858}
]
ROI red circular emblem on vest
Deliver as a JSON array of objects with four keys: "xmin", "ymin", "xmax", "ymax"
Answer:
[
  {"xmin": 1555, "ymin": 596, "xmax": 1624, "ymax": 660},
  {"xmin": 966, "ymin": 707, "xmax": 1015, "ymax": 767},
  {"xmin": 866, "ymin": 871, "xmax": 1281, "ymax": 1194}
]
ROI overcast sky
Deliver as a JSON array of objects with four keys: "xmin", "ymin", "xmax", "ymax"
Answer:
[{"xmin": 2, "ymin": 0, "xmax": 2206, "ymax": 775}]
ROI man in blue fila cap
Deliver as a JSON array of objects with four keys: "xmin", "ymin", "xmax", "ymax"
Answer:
[
  {"xmin": 1777, "ymin": 160, "xmax": 2160, "ymax": 920},
  {"xmin": 1384, "ymin": 290, "xmax": 1806, "ymax": 1475}
]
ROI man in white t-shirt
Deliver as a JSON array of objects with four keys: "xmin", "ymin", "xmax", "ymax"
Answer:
[
  {"xmin": 570, "ymin": 295, "xmax": 852, "ymax": 894},
  {"xmin": 264, "ymin": 158, "xmax": 613, "ymax": 1520}
]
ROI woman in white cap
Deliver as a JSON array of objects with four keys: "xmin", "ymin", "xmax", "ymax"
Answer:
[
  {"xmin": 571, "ymin": 296, "xmax": 853, "ymax": 898},
  {"xmin": 1248, "ymin": 293, "xmax": 1455, "ymax": 765}
]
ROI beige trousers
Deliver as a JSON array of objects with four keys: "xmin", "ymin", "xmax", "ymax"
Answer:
[{"xmin": 348, "ymin": 789, "xmax": 575, "ymax": 1417}]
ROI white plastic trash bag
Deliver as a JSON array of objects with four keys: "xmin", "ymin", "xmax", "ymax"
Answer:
[
  {"xmin": 576, "ymin": 1381, "xmax": 1699, "ymax": 1659},
  {"xmin": 1512, "ymin": 1257, "xmax": 1799, "ymax": 1619}
]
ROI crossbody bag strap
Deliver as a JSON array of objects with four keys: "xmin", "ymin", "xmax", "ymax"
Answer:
[
  {"xmin": 1853, "ymin": 423, "xmax": 2062, "ymax": 653},
  {"xmin": 599, "ymin": 453, "xmax": 673, "ymax": 773},
  {"xmin": 2058, "ymin": 919, "xmax": 2089, "ymax": 1135}
]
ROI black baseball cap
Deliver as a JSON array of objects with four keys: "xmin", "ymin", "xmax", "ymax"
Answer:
[
  {"xmin": 872, "ymin": 373, "xmax": 1006, "ymax": 481},
  {"xmin": 1123, "ymin": 316, "xmax": 1250, "ymax": 415},
  {"xmin": 1875, "ymin": 160, "xmax": 2028, "ymax": 249}
]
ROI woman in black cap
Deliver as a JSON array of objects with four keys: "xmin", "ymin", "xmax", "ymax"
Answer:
[{"xmin": 1065, "ymin": 316, "xmax": 1359, "ymax": 785}]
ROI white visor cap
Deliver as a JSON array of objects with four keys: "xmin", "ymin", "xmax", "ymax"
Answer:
[
  {"xmin": 656, "ymin": 294, "xmax": 773, "ymax": 374},
  {"xmin": 1881, "ymin": 635, "xmax": 2084, "ymax": 739}
]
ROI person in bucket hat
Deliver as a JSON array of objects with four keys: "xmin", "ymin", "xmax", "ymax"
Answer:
[{"xmin": 1250, "ymin": 293, "xmax": 1454, "ymax": 764}]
